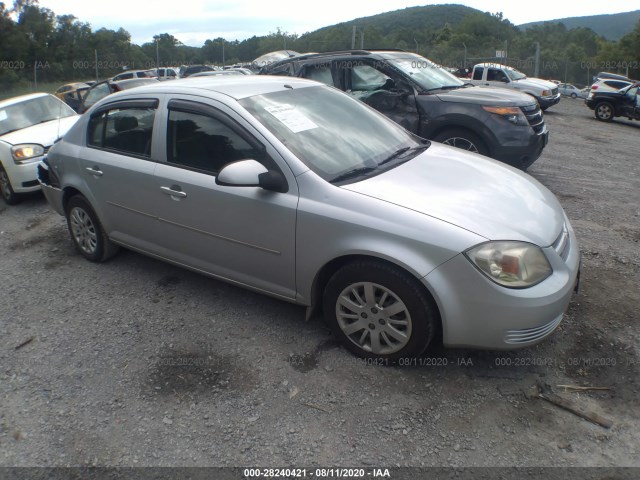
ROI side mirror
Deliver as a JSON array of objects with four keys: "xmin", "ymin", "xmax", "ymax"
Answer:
[{"xmin": 216, "ymin": 160, "xmax": 288, "ymax": 193}]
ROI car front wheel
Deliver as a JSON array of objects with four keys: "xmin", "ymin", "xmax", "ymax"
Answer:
[
  {"xmin": 65, "ymin": 195, "xmax": 118, "ymax": 262},
  {"xmin": 0, "ymin": 165, "xmax": 19, "ymax": 205},
  {"xmin": 570, "ymin": 93, "xmax": 577, "ymax": 99},
  {"xmin": 595, "ymin": 102, "xmax": 614, "ymax": 122},
  {"xmin": 322, "ymin": 260, "xmax": 438, "ymax": 360}
]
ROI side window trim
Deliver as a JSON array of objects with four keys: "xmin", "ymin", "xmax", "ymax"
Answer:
[{"xmin": 93, "ymin": 98, "xmax": 159, "ymax": 117}]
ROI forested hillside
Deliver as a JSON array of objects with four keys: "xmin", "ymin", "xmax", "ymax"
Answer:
[{"xmin": 520, "ymin": 10, "xmax": 640, "ymax": 41}]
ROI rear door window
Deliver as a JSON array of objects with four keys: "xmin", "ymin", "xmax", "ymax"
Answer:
[{"xmin": 88, "ymin": 104, "xmax": 157, "ymax": 158}]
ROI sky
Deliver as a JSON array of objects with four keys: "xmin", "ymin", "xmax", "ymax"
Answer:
[{"xmin": 37, "ymin": 0, "xmax": 640, "ymax": 47}]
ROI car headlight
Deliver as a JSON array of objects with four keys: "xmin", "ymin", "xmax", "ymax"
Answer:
[
  {"xmin": 482, "ymin": 106, "xmax": 529, "ymax": 126},
  {"xmin": 11, "ymin": 144, "xmax": 45, "ymax": 164},
  {"xmin": 541, "ymin": 89, "xmax": 550, "ymax": 96},
  {"xmin": 465, "ymin": 241, "xmax": 552, "ymax": 288}
]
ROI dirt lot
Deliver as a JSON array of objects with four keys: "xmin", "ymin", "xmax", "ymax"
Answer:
[{"xmin": 0, "ymin": 98, "xmax": 639, "ymax": 471}]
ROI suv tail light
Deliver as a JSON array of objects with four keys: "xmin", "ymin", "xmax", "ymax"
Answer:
[{"xmin": 591, "ymin": 85, "xmax": 598, "ymax": 90}]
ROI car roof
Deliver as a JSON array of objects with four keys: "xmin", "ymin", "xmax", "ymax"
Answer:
[
  {"xmin": 0, "ymin": 92, "xmax": 50, "ymax": 109},
  {"xmin": 104, "ymin": 75, "xmax": 319, "ymax": 101}
]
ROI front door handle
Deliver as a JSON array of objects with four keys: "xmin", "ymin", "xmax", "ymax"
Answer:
[
  {"xmin": 86, "ymin": 166, "xmax": 103, "ymax": 177},
  {"xmin": 160, "ymin": 185, "xmax": 187, "ymax": 198}
]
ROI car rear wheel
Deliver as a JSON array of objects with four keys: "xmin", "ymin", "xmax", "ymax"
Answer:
[
  {"xmin": 65, "ymin": 195, "xmax": 118, "ymax": 262},
  {"xmin": 322, "ymin": 260, "xmax": 438, "ymax": 360},
  {"xmin": 432, "ymin": 128, "xmax": 488, "ymax": 156},
  {"xmin": 0, "ymin": 165, "xmax": 20, "ymax": 205},
  {"xmin": 570, "ymin": 93, "xmax": 577, "ymax": 99},
  {"xmin": 594, "ymin": 102, "xmax": 614, "ymax": 122}
]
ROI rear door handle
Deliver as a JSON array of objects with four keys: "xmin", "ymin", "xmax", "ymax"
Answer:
[
  {"xmin": 160, "ymin": 185, "xmax": 187, "ymax": 198},
  {"xmin": 86, "ymin": 166, "xmax": 103, "ymax": 177}
]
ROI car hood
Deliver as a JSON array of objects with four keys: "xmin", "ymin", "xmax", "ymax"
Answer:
[
  {"xmin": 341, "ymin": 144, "xmax": 564, "ymax": 247},
  {"xmin": 513, "ymin": 77, "xmax": 557, "ymax": 91},
  {"xmin": 0, "ymin": 116, "xmax": 79, "ymax": 146},
  {"xmin": 435, "ymin": 85, "xmax": 537, "ymax": 106}
]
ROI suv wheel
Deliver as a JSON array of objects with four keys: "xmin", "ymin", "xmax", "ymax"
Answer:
[
  {"xmin": 432, "ymin": 128, "xmax": 488, "ymax": 156},
  {"xmin": 594, "ymin": 102, "xmax": 614, "ymax": 122}
]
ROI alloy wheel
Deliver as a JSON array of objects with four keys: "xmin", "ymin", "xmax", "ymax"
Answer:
[
  {"xmin": 69, "ymin": 207, "xmax": 98, "ymax": 255},
  {"xmin": 441, "ymin": 136, "xmax": 479, "ymax": 153},
  {"xmin": 335, "ymin": 282, "xmax": 412, "ymax": 355}
]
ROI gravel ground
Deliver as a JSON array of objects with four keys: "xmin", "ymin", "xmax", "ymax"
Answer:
[{"xmin": 0, "ymin": 97, "xmax": 639, "ymax": 469}]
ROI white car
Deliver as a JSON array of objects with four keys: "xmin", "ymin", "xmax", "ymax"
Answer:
[
  {"xmin": 557, "ymin": 83, "xmax": 587, "ymax": 99},
  {"xmin": 0, "ymin": 93, "xmax": 78, "ymax": 204},
  {"xmin": 588, "ymin": 79, "xmax": 633, "ymax": 99}
]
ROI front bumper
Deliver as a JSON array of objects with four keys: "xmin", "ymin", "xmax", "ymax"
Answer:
[
  {"xmin": 423, "ymin": 220, "xmax": 580, "ymax": 349},
  {"xmin": 538, "ymin": 93, "xmax": 561, "ymax": 109},
  {"xmin": 3, "ymin": 157, "xmax": 42, "ymax": 193},
  {"xmin": 491, "ymin": 125, "xmax": 548, "ymax": 171}
]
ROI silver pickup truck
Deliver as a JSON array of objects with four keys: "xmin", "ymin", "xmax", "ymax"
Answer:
[{"xmin": 469, "ymin": 63, "xmax": 560, "ymax": 110}]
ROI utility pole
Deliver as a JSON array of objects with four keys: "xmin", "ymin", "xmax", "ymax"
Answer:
[
  {"xmin": 361, "ymin": 31, "xmax": 364, "ymax": 49},
  {"xmin": 462, "ymin": 42, "xmax": 467, "ymax": 68},
  {"xmin": 534, "ymin": 42, "xmax": 540, "ymax": 77},
  {"xmin": 33, "ymin": 62, "xmax": 37, "ymax": 90},
  {"xmin": 95, "ymin": 49, "xmax": 99, "ymax": 82},
  {"xmin": 222, "ymin": 40, "xmax": 225, "ymax": 67},
  {"xmin": 156, "ymin": 38, "xmax": 160, "ymax": 70},
  {"xmin": 351, "ymin": 25, "xmax": 356, "ymax": 49}
]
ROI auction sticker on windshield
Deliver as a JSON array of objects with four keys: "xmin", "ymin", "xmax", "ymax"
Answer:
[{"xmin": 265, "ymin": 104, "xmax": 318, "ymax": 133}]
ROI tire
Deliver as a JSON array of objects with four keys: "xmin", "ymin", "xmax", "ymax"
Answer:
[
  {"xmin": 594, "ymin": 102, "xmax": 614, "ymax": 122},
  {"xmin": 0, "ymin": 165, "xmax": 20, "ymax": 205},
  {"xmin": 432, "ymin": 128, "xmax": 488, "ymax": 156},
  {"xmin": 570, "ymin": 93, "xmax": 577, "ymax": 99},
  {"xmin": 322, "ymin": 260, "xmax": 438, "ymax": 360},
  {"xmin": 65, "ymin": 195, "xmax": 118, "ymax": 262}
]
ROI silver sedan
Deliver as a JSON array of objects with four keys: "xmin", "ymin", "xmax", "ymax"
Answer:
[{"xmin": 39, "ymin": 76, "xmax": 580, "ymax": 360}]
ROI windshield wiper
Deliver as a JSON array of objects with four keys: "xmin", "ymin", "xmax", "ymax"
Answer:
[
  {"xmin": 379, "ymin": 145, "xmax": 428, "ymax": 166},
  {"xmin": 330, "ymin": 165, "xmax": 377, "ymax": 183}
]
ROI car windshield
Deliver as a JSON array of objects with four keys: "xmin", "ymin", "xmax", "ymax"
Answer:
[
  {"xmin": 0, "ymin": 95, "xmax": 75, "ymax": 136},
  {"xmin": 240, "ymin": 85, "xmax": 423, "ymax": 182},
  {"xmin": 385, "ymin": 55, "xmax": 464, "ymax": 91},
  {"xmin": 504, "ymin": 67, "xmax": 527, "ymax": 81}
]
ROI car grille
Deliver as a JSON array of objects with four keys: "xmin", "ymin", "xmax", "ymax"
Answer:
[
  {"xmin": 551, "ymin": 87, "xmax": 558, "ymax": 95},
  {"xmin": 504, "ymin": 314, "xmax": 563, "ymax": 344},
  {"xmin": 552, "ymin": 222, "xmax": 570, "ymax": 262},
  {"xmin": 520, "ymin": 103, "xmax": 545, "ymax": 134}
]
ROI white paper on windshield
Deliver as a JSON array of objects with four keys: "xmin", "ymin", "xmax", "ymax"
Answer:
[
  {"xmin": 265, "ymin": 105, "xmax": 318, "ymax": 133},
  {"xmin": 0, "ymin": 110, "xmax": 7, "ymax": 121}
]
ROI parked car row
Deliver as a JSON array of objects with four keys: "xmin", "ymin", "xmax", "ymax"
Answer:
[{"xmin": 35, "ymin": 75, "xmax": 580, "ymax": 360}]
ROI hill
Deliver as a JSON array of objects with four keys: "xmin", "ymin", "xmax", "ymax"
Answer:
[
  {"xmin": 298, "ymin": 3, "xmax": 482, "ymax": 50},
  {"xmin": 519, "ymin": 10, "xmax": 640, "ymax": 41},
  {"xmin": 313, "ymin": 4, "xmax": 481, "ymax": 35}
]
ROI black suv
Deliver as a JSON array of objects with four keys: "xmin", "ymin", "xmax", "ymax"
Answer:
[
  {"xmin": 260, "ymin": 50, "xmax": 548, "ymax": 170},
  {"xmin": 586, "ymin": 83, "xmax": 640, "ymax": 122}
]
